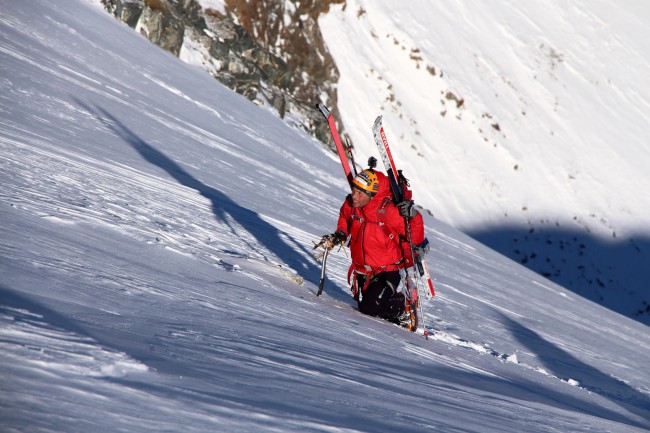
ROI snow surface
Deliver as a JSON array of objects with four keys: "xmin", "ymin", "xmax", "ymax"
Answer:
[
  {"xmin": 1, "ymin": 0, "xmax": 650, "ymax": 432},
  {"xmin": 319, "ymin": 0, "xmax": 650, "ymax": 234}
]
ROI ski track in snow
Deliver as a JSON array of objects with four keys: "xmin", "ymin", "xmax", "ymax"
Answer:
[
  {"xmin": 1, "ymin": 127, "xmax": 317, "ymax": 282},
  {"xmin": 0, "ymin": 306, "xmax": 148, "ymax": 378}
]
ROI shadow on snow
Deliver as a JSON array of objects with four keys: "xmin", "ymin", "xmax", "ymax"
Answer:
[
  {"xmin": 79, "ymin": 102, "xmax": 323, "ymax": 288},
  {"xmin": 496, "ymin": 311, "xmax": 650, "ymax": 428},
  {"xmin": 468, "ymin": 226, "xmax": 650, "ymax": 327},
  {"xmin": 2, "ymin": 286, "xmax": 648, "ymax": 430}
]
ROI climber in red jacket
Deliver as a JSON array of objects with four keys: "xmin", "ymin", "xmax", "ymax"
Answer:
[{"xmin": 321, "ymin": 168, "xmax": 425, "ymax": 331}]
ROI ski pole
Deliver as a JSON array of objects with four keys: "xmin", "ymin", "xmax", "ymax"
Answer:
[{"xmin": 317, "ymin": 247, "xmax": 330, "ymax": 296}]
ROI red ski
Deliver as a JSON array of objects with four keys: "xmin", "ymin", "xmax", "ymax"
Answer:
[
  {"xmin": 372, "ymin": 116, "xmax": 436, "ymax": 299},
  {"xmin": 316, "ymin": 104, "xmax": 354, "ymax": 186}
]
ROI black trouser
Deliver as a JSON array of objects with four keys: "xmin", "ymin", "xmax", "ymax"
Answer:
[{"xmin": 358, "ymin": 271, "xmax": 405, "ymax": 321}]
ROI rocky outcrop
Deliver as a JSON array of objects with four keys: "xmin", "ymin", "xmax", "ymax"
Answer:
[
  {"xmin": 101, "ymin": 0, "xmax": 203, "ymax": 56},
  {"xmin": 100, "ymin": 0, "xmax": 348, "ymax": 150}
]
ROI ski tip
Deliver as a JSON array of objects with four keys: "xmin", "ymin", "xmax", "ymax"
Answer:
[
  {"xmin": 316, "ymin": 103, "xmax": 330, "ymax": 118},
  {"xmin": 372, "ymin": 116, "xmax": 383, "ymax": 133}
]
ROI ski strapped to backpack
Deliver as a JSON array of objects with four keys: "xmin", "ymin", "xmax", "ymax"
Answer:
[
  {"xmin": 372, "ymin": 116, "xmax": 435, "ymax": 295},
  {"xmin": 316, "ymin": 103, "xmax": 354, "ymax": 185},
  {"xmin": 372, "ymin": 115, "xmax": 436, "ymax": 337},
  {"xmin": 313, "ymin": 103, "xmax": 357, "ymax": 296}
]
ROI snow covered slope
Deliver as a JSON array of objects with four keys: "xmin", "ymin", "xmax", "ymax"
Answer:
[
  {"xmin": 318, "ymin": 0, "xmax": 650, "ymax": 323},
  {"xmin": 320, "ymin": 0, "xmax": 650, "ymax": 234},
  {"xmin": 1, "ymin": 0, "xmax": 649, "ymax": 432}
]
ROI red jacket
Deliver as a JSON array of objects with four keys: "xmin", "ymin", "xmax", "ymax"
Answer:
[{"xmin": 337, "ymin": 171, "xmax": 424, "ymax": 273}]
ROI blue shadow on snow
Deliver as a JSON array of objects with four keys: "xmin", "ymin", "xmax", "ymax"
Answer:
[
  {"xmin": 496, "ymin": 310, "xmax": 650, "ymax": 427},
  {"xmin": 468, "ymin": 226, "xmax": 650, "ymax": 326},
  {"xmin": 79, "ymin": 103, "xmax": 323, "ymax": 289}
]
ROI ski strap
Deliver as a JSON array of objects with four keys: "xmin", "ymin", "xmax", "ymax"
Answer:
[{"xmin": 376, "ymin": 197, "xmax": 396, "ymax": 241}]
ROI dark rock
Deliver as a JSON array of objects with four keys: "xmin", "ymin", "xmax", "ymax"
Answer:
[{"xmin": 100, "ymin": 0, "xmax": 347, "ymax": 151}]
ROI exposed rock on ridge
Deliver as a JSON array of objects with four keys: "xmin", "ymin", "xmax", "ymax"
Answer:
[{"xmin": 100, "ymin": 0, "xmax": 348, "ymax": 150}]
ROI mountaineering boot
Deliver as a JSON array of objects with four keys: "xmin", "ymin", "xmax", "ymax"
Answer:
[{"xmin": 398, "ymin": 296, "xmax": 418, "ymax": 332}]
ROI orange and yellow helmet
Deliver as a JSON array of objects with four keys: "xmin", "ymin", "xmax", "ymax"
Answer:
[{"xmin": 352, "ymin": 169, "xmax": 380, "ymax": 196}]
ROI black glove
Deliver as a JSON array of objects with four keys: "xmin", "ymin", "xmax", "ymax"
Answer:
[
  {"xmin": 316, "ymin": 230, "xmax": 347, "ymax": 250},
  {"xmin": 414, "ymin": 238, "xmax": 430, "ymax": 257},
  {"xmin": 397, "ymin": 200, "xmax": 418, "ymax": 218},
  {"xmin": 330, "ymin": 230, "xmax": 347, "ymax": 245}
]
